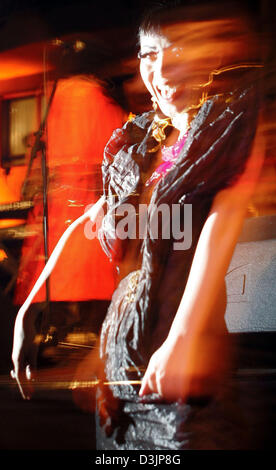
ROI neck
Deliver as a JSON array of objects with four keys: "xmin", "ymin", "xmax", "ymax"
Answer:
[{"xmin": 171, "ymin": 111, "xmax": 189, "ymax": 138}]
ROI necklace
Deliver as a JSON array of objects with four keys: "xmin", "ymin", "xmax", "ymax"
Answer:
[{"xmin": 149, "ymin": 115, "xmax": 173, "ymax": 153}]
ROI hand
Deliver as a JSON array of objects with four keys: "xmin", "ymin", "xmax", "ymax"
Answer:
[
  {"xmin": 11, "ymin": 310, "xmax": 38, "ymax": 400},
  {"xmin": 139, "ymin": 332, "xmax": 228, "ymax": 402}
]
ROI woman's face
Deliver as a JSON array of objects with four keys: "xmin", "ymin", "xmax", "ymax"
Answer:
[
  {"xmin": 139, "ymin": 24, "xmax": 211, "ymax": 119},
  {"xmin": 138, "ymin": 19, "xmax": 249, "ymax": 119},
  {"xmin": 139, "ymin": 29, "xmax": 188, "ymax": 119}
]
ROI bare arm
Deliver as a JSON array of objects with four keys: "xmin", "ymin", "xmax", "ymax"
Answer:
[
  {"xmin": 140, "ymin": 125, "xmax": 265, "ymax": 400},
  {"xmin": 11, "ymin": 195, "xmax": 106, "ymax": 399}
]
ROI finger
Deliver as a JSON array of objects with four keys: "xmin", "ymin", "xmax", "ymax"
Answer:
[
  {"xmin": 22, "ymin": 342, "xmax": 38, "ymax": 393},
  {"xmin": 139, "ymin": 373, "xmax": 155, "ymax": 396},
  {"xmin": 139, "ymin": 380, "xmax": 150, "ymax": 396},
  {"xmin": 15, "ymin": 371, "xmax": 31, "ymax": 400},
  {"xmin": 155, "ymin": 376, "xmax": 164, "ymax": 397},
  {"xmin": 11, "ymin": 354, "xmax": 29, "ymax": 399},
  {"xmin": 23, "ymin": 364, "xmax": 36, "ymax": 398},
  {"xmin": 28, "ymin": 342, "xmax": 38, "ymax": 378},
  {"xmin": 12, "ymin": 364, "xmax": 34, "ymax": 400},
  {"xmin": 26, "ymin": 364, "xmax": 35, "ymax": 382}
]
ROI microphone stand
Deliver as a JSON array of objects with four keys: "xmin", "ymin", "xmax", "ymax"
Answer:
[{"xmin": 21, "ymin": 78, "xmax": 58, "ymax": 337}]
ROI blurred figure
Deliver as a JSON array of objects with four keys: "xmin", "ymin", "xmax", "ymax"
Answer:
[
  {"xmin": 14, "ymin": 75, "xmax": 125, "ymax": 350},
  {"xmin": 11, "ymin": 0, "xmax": 270, "ymax": 450}
]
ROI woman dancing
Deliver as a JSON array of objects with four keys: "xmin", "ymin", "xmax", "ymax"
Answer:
[{"xmin": 12, "ymin": 2, "xmax": 265, "ymax": 449}]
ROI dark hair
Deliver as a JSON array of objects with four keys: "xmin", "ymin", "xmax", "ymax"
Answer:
[
  {"xmin": 138, "ymin": 0, "xmax": 263, "ymax": 98},
  {"xmin": 138, "ymin": 0, "xmax": 257, "ymax": 39},
  {"xmin": 138, "ymin": 1, "xmax": 181, "ymax": 38}
]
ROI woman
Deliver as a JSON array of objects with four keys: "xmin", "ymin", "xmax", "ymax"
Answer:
[{"xmin": 12, "ymin": 2, "xmax": 264, "ymax": 449}]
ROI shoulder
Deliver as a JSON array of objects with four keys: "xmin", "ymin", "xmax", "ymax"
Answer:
[
  {"xmin": 194, "ymin": 85, "xmax": 259, "ymax": 131},
  {"xmin": 103, "ymin": 111, "xmax": 154, "ymax": 161}
]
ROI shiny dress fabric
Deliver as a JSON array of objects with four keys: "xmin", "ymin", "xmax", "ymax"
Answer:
[
  {"xmin": 96, "ymin": 387, "xmax": 249, "ymax": 450},
  {"xmin": 96, "ymin": 86, "xmax": 260, "ymax": 450}
]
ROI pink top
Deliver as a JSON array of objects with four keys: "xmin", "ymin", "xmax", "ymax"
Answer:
[{"xmin": 145, "ymin": 133, "xmax": 188, "ymax": 187}]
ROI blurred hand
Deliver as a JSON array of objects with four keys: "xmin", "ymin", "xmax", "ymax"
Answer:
[
  {"xmin": 11, "ymin": 311, "xmax": 38, "ymax": 400},
  {"xmin": 139, "ymin": 332, "xmax": 227, "ymax": 402}
]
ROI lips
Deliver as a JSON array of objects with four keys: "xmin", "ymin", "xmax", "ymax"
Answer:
[
  {"xmin": 156, "ymin": 84, "xmax": 175, "ymax": 101},
  {"xmin": 154, "ymin": 82, "xmax": 183, "ymax": 104}
]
